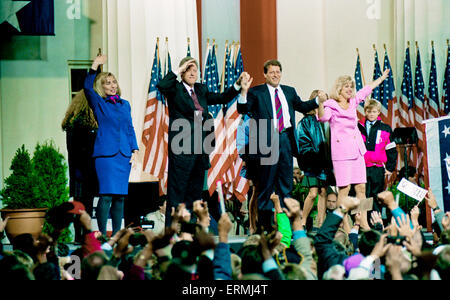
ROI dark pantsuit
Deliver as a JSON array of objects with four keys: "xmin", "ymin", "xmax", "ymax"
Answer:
[
  {"xmin": 165, "ymin": 153, "xmax": 206, "ymax": 227},
  {"xmin": 157, "ymin": 71, "xmax": 240, "ymax": 229},
  {"xmin": 257, "ymin": 130, "xmax": 293, "ymax": 230},
  {"xmin": 237, "ymin": 83, "xmax": 319, "ymax": 233}
]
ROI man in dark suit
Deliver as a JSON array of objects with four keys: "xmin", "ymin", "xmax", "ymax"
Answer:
[
  {"xmin": 237, "ymin": 59, "xmax": 326, "ymax": 231},
  {"xmin": 157, "ymin": 57, "xmax": 252, "ymax": 227}
]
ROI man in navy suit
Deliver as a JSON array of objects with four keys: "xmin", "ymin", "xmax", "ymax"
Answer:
[
  {"xmin": 157, "ymin": 57, "xmax": 252, "ymax": 227},
  {"xmin": 237, "ymin": 59, "xmax": 326, "ymax": 232}
]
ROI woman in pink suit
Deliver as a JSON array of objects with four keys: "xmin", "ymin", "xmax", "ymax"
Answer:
[{"xmin": 318, "ymin": 69, "xmax": 390, "ymax": 229}]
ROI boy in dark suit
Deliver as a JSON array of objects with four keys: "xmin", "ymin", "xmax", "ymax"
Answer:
[{"xmin": 358, "ymin": 99, "xmax": 397, "ymax": 212}]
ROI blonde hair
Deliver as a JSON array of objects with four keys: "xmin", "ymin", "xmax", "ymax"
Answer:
[
  {"xmin": 61, "ymin": 89, "xmax": 98, "ymax": 131},
  {"xmin": 93, "ymin": 72, "xmax": 121, "ymax": 98},
  {"xmin": 364, "ymin": 99, "xmax": 381, "ymax": 112},
  {"xmin": 329, "ymin": 76, "xmax": 355, "ymax": 100}
]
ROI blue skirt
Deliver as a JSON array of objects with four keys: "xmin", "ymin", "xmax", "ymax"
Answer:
[{"xmin": 95, "ymin": 153, "xmax": 131, "ymax": 195}]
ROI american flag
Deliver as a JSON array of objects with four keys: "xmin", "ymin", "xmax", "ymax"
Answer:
[
  {"xmin": 224, "ymin": 46, "xmax": 249, "ymax": 203},
  {"xmin": 206, "ymin": 44, "xmax": 230, "ymax": 197},
  {"xmin": 399, "ymin": 46, "xmax": 414, "ymax": 127},
  {"xmin": 234, "ymin": 45, "xmax": 244, "ymax": 82},
  {"xmin": 354, "ymin": 53, "xmax": 365, "ymax": 121},
  {"xmin": 206, "ymin": 43, "xmax": 249, "ymax": 203},
  {"xmin": 371, "ymin": 50, "xmax": 382, "ymax": 100},
  {"xmin": 220, "ymin": 44, "xmax": 238, "ymax": 201},
  {"xmin": 413, "ymin": 46, "xmax": 426, "ymax": 179},
  {"xmin": 372, "ymin": 50, "xmax": 390, "ymax": 124},
  {"xmin": 142, "ymin": 42, "xmax": 170, "ymax": 195},
  {"xmin": 381, "ymin": 48, "xmax": 396, "ymax": 129},
  {"xmin": 414, "ymin": 47, "xmax": 425, "ymax": 148},
  {"xmin": 424, "ymin": 116, "xmax": 450, "ymax": 212},
  {"xmin": 163, "ymin": 39, "xmax": 172, "ymax": 76},
  {"xmin": 428, "ymin": 45, "xmax": 440, "ymax": 119},
  {"xmin": 443, "ymin": 43, "xmax": 450, "ymax": 116}
]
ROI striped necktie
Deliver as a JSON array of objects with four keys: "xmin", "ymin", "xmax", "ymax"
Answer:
[
  {"xmin": 274, "ymin": 88, "xmax": 284, "ymax": 133},
  {"xmin": 190, "ymin": 89, "xmax": 203, "ymax": 112}
]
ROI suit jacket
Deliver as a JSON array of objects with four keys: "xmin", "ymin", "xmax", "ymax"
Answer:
[
  {"xmin": 319, "ymin": 86, "xmax": 372, "ymax": 161},
  {"xmin": 84, "ymin": 70, "xmax": 139, "ymax": 158},
  {"xmin": 237, "ymin": 84, "xmax": 318, "ymax": 158},
  {"xmin": 358, "ymin": 118, "xmax": 398, "ymax": 172},
  {"xmin": 157, "ymin": 71, "xmax": 240, "ymax": 169}
]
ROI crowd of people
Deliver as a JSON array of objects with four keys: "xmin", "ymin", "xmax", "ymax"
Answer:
[
  {"xmin": 0, "ymin": 53, "xmax": 448, "ymax": 281},
  {"xmin": 0, "ymin": 188, "xmax": 449, "ymax": 280}
]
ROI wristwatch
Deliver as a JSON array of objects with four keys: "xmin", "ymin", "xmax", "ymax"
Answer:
[{"xmin": 433, "ymin": 206, "xmax": 440, "ymax": 213}]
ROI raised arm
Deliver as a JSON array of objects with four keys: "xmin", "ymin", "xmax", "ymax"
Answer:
[
  {"xmin": 317, "ymin": 90, "xmax": 329, "ymax": 120},
  {"xmin": 91, "ymin": 54, "xmax": 106, "ymax": 72},
  {"xmin": 368, "ymin": 69, "xmax": 390, "ymax": 90},
  {"xmin": 270, "ymin": 193, "xmax": 292, "ymax": 247},
  {"xmin": 84, "ymin": 55, "xmax": 107, "ymax": 107},
  {"xmin": 213, "ymin": 213, "xmax": 233, "ymax": 280},
  {"xmin": 292, "ymin": 88, "xmax": 319, "ymax": 114}
]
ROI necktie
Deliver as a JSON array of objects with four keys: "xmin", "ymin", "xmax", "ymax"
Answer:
[
  {"xmin": 190, "ymin": 89, "xmax": 203, "ymax": 112},
  {"xmin": 274, "ymin": 88, "xmax": 284, "ymax": 133},
  {"xmin": 367, "ymin": 121, "xmax": 373, "ymax": 136}
]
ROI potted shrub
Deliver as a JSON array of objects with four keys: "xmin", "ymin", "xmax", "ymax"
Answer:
[
  {"xmin": 0, "ymin": 145, "xmax": 46, "ymax": 241},
  {"xmin": 32, "ymin": 141, "xmax": 71, "ymax": 243},
  {"xmin": 0, "ymin": 141, "xmax": 72, "ymax": 243}
]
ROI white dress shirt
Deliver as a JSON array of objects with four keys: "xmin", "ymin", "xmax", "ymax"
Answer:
[{"xmin": 267, "ymin": 84, "xmax": 292, "ymax": 130}]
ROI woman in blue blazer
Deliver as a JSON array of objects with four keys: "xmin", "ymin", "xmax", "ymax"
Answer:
[{"xmin": 84, "ymin": 55, "xmax": 139, "ymax": 236}]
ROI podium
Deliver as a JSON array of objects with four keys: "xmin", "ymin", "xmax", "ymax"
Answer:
[{"xmin": 124, "ymin": 182, "xmax": 159, "ymax": 227}]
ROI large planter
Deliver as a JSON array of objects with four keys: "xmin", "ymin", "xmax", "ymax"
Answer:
[{"xmin": 0, "ymin": 208, "xmax": 48, "ymax": 242}]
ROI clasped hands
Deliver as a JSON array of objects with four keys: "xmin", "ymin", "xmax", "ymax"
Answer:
[{"xmin": 317, "ymin": 90, "xmax": 328, "ymax": 103}]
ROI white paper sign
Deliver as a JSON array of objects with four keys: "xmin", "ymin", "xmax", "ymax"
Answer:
[{"xmin": 397, "ymin": 178, "xmax": 428, "ymax": 202}]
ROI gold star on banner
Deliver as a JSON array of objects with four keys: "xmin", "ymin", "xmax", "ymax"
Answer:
[{"xmin": 0, "ymin": 0, "xmax": 31, "ymax": 32}]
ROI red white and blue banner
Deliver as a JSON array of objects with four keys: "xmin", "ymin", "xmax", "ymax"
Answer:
[
  {"xmin": 0, "ymin": 0, "xmax": 54, "ymax": 36},
  {"xmin": 424, "ymin": 115, "xmax": 450, "ymax": 212}
]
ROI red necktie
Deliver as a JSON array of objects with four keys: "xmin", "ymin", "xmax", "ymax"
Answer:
[
  {"xmin": 275, "ymin": 88, "xmax": 284, "ymax": 133},
  {"xmin": 190, "ymin": 89, "xmax": 204, "ymax": 112}
]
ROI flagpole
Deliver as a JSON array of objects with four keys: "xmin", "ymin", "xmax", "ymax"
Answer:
[
  {"xmin": 187, "ymin": 37, "xmax": 190, "ymax": 57},
  {"xmin": 422, "ymin": 120, "xmax": 432, "ymax": 232},
  {"xmin": 422, "ymin": 42, "xmax": 432, "ymax": 230},
  {"xmin": 356, "ymin": 48, "xmax": 366, "ymax": 85},
  {"xmin": 203, "ymin": 38, "xmax": 210, "ymax": 83},
  {"xmin": 156, "ymin": 37, "xmax": 160, "ymax": 63},
  {"xmin": 220, "ymin": 40, "xmax": 228, "ymax": 92},
  {"xmin": 165, "ymin": 37, "xmax": 169, "ymax": 75},
  {"xmin": 373, "ymin": 44, "xmax": 378, "ymax": 85},
  {"xmin": 234, "ymin": 42, "xmax": 240, "ymax": 66}
]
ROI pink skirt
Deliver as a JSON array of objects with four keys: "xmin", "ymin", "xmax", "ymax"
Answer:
[{"xmin": 332, "ymin": 155, "xmax": 366, "ymax": 187}]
